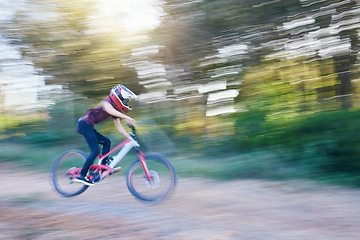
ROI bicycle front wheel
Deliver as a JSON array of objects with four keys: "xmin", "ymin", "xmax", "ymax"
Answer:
[
  {"xmin": 126, "ymin": 153, "xmax": 177, "ymax": 202},
  {"xmin": 51, "ymin": 150, "xmax": 89, "ymax": 197}
]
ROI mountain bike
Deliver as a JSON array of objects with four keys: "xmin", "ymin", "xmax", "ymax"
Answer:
[{"xmin": 51, "ymin": 125, "xmax": 177, "ymax": 203}]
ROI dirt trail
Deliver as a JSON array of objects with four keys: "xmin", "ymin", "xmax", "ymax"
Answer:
[{"xmin": 1, "ymin": 163, "xmax": 360, "ymax": 240}]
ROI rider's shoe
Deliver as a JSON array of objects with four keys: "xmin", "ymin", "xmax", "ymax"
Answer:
[
  {"xmin": 73, "ymin": 176, "xmax": 94, "ymax": 186},
  {"xmin": 111, "ymin": 167, "xmax": 122, "ymax": 174}
]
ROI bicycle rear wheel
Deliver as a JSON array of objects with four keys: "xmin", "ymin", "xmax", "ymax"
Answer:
[
  {"xmin": 126, "ymin": 153, "xmax": 177, "ymax": 202},
  {"xmin": 51, "ymin": 150, "xmax": 89, "ymax": 197}
]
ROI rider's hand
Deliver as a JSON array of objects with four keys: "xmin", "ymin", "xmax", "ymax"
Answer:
[{"xmin": 125, "ymin": 117, "xmax": 137, "ymax": 128}]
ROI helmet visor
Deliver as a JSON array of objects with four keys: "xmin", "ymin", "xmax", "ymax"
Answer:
[{"xmin": 114, "ymin": 87, "xmax": 130, "ymax": 107}]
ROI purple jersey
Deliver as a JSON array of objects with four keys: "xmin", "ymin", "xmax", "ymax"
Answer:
[{"xmin": 80, "ymin": 97, "xmax": 117, "ymax": 126}]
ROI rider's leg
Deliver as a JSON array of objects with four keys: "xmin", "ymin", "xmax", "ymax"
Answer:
[
  {"xmin": 96, "ymin": 131, "xmax": 112, "ymax": 165},
  {"xmin": 96, "ymin": 131, "xmax": 111, "ymax": 156},
  {"xmin": 76, "ymin": 120, "xmax": 100, "ymax": 179}
]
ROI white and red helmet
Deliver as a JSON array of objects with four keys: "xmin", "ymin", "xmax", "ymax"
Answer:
[{"xmin": 109, "ymin": 84, "xmax": 138, "ymax": 113}]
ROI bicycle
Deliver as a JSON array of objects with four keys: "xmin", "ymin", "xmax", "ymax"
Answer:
[{"xmin": 51, "ymin": 125, "xmax": 177, "ymax": 203}]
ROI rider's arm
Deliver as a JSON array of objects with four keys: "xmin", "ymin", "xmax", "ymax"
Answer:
[
  {"xmin": 113, "ymin": 118, "xmax": 130, "ymax": 138},
  {"xmin": 102, "ymin": 101, "xmax": 136, "ymax": 127}
]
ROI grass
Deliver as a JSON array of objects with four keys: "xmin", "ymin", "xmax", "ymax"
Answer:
[
  {"xmin": 0, "ymin": 143, "xmax": 68, "ymax": 171},
  {"xmin": 2, "ymin": 142, "xmax": 360, "ymax": 188},
  {"xmin": 170, "ymin": 150, "xmax": 360, "ymax": 188},
  {"xmin": 171, "ymin": 151, "xmax": 305, "ymax": 180},
  {"xmin": 0, "ymin": 142, "xmax": 145, "ymax": 172}
]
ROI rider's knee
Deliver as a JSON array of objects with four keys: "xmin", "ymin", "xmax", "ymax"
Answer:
[{"xmin": 103, "ymin": 137, "xmax": 111, "ymax": 147}]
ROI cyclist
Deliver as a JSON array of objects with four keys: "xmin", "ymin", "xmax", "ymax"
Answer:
[{"xmin": 74, "ymin": 84, "xmax": 138, "ymax": 186}]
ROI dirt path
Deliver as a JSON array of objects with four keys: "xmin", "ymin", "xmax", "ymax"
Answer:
[{"xmin": 1, "ymin": 163, "xmax": 360, "ymax": 240}]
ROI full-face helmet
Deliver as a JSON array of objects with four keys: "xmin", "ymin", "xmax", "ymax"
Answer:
[{"xmin": 109, "ymin": 84, "xmax": 138, "ymax": 113}]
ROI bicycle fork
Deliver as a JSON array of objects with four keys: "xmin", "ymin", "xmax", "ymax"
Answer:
[{"xmin": 137, "ymin": 149, "xmax": 153, "ymax": 182}]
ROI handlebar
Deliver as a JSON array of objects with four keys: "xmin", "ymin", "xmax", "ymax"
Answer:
[
  {"xmin": 127, "ymin": 124, "xmax": 136, "ymax": 133},
  {"xmin": 126, "ymin": 124, "xmax": 140, "ymax": 152},
  {"xmin": 127, "ymin": 124, "xmax": 137, "ymax": 141}
]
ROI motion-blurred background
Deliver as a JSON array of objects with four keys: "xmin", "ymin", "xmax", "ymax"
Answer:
[{"xmin": 1, "ymin": 0, "xmax": 360, "ymax": 185}]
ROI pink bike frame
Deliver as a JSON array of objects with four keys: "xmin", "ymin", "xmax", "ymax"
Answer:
[
  {"xmin": 67, "ymin": 138, "xmax": 153, "ymax": 182},
  {"xmin": 97, "ymin": 138, "xmax": 153, "ymax": 181}
]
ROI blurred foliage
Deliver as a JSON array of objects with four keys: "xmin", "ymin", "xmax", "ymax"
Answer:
[
  {"xmin": 2, "ymin": 0, "xmax": 360, "ymax": 186},
  {"xmin": 5, "ymin": 0, "xmax": 143, "ymax": 98}
]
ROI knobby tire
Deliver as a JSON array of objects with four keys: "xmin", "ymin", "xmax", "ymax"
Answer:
[
  {"xmin": 126, "ymin": 153, "xmax": 177, "ymax": 202},
  {"xmin": 51, "ymin": 150, "xmax": 89, "ymax": 197}
]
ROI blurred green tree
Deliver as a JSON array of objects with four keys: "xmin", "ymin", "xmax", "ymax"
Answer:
[{"xmin": 6, "ymin": 0, "xmax": 141, "ymax": 100}]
